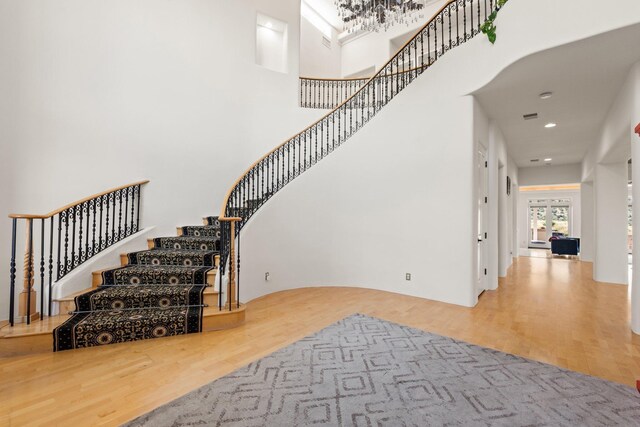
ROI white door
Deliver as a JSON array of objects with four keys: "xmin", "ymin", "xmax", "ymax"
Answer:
[{"xmin": 477, "ymin": 147, "xmax": 489, "ymax": 296}]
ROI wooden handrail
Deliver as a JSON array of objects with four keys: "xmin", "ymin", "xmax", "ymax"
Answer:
[
  {"xmin": 299, "ymin": 64, "xmax": 432, "ymax": 83},
  {"xmin": 9, "ymin": 180, "xmax": 150, "ymax": 219},
  {"xmin": 219, "ymin": 0, "xmax": 459, "ymax": 219},
  {"xmin": 300, "ymin": 76, "xmax": 369, "ymax": 82}
]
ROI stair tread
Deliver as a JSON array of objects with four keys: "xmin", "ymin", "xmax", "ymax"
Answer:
[
  {"xmin": 107, "ymin": 265, "xmax": 216, "ymax": 272},
  {"xmin": 54, "ymin": 287, "xmax": 95, "ymax": 302},
  {"xmin": 130, "ymin": 249, "xmax": 219, "ymax": 254},
  {"xmin": 155, "ymin": 236, "xmax": 219, "ymax": 241},
  {"xmin": 203, "ymin": 304, "xmax": 245, "ymax": 317},
  {"xmin": 1, "ymin": 315, "xmax": 71, "ymax": 338}
]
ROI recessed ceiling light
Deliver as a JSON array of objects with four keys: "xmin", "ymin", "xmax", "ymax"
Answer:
[
  {"xmin": 544, "ymin": 158, "xmax": 552, "ymax": 162},
  {"xmin": 540, "ymin": 92, "xmax": 553, "ymax": 100},
  {"xmin": 545, "ymin": 122, "xmax": 557, "ymax": 128}
]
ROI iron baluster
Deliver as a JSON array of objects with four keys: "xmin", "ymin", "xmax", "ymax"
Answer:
[
  {"xmin": 117, "ymin": 189, "xmax": 123, "ymax": 241},
  {"xmin": 63, "ymin": 209, "xmax": 69, "ymax": 276},
  {"xmin": 48, "ymin": 216, "xmax": 53, "ymax": 316},
  {"xmin": 40, "ymin": 219, "xmax": 45, "ymax": 318},
  {"xmin": 293, "ymin": 136, "xmax": 297, "ymax": 177},
  {"xmin": 110, "ymin": 192, "xmax": 116, "ymax": 244},
  {"xmin": 464, "ymin": 0, "xmax": 468, "ymax": 41},
  {"xmin": 26, "ymin": 218, "xmax": 33, "ymax": 324},
  {"xmin": 124, "ymin": 186, "xmax": 130, "ymax": 235},
  {"xmin": 84, "ymin": 201, "xmax": 89, "ymax": 260},
  {"xmin": 91, "ymin": 199, "xmax": 97, "ymax": 257},
  {"xmin": 136, "ymin": 185, "xmax": 141, "ymax": 232},
  {"xmin": 456, "ymin": 1, "xmax": 460, "ymax": 46},
  {"xmin": 9, "ymin": 218, "xmax": 17, "ymax": 326},
  {"xmin": 71, "ymin": 206, "xmax": 76, "ymax": 270},
  {"xmin": 56, "ymin": 214, "xmax": 62, "ymax": 280},
  {"xmin": 99, "ymin": 195, "xmax": 104, "ymax": 250},
  {"xmin": 439, "ymin": 14, "xmax": 444, "ymax": 56},
  {"xmin": 449, "ymin": 6, "xmax": 452, "ymax": 50},
  {"xmin": 77, "ymin": 204, "xmax": 83, "ymax": 264}
]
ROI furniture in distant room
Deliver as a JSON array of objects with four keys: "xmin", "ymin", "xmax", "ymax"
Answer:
[{"xmin": 550, "ymin": 238, "xmax": 580, "ymax": 256}]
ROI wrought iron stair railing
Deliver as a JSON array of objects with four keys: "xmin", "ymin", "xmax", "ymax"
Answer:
[
  {"xmin": 6, "ymin": 180, "xmax": 149, "ymax": 325},
  {"xmin": 217, "ymin": 0, "xmax": 508, "ymax": 304}
]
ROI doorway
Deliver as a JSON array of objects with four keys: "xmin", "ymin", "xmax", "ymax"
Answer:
[
  {"xmin": 477, "ymin": 146, "xmax": 489, "ymax": 296},
  {"xmin": 528, "ymin": 199, "xmax": 572, "ymax": 249}
]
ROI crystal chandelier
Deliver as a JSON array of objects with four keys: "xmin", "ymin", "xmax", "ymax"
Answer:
[{"xmin": 335, "ymin": 0, "xmax": 430, "ymax": 33}]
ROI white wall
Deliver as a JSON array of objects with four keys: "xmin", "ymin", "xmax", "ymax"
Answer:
[
  {"xmin": 594, "ymin": 162, "xmax": 628, "ymax": 284},
  {"xmin": 517, "ymin": 188, "xmax": 582, "ymax": 251},
  {"xmin": 300, "ymin": 16, "xmax": 341, "ymax": 78},
  {"xmin": 629, "ymin": 62, "xmax": 640, "ymax": 332},
  {"xmin": 238, "ymin": 0, "xmax": 640, "ymax": 308},
  {"xmin": 581, "ymin": 60, "xmax": 639, "ymax": 290},
  {"xmin": 519, "ymin": 164, "xmax": 582, "ymax": 186},
  {"xmin": 0, "ymin": 0, "xmax": 324, "ymax": 320},
  {"xmin": 580, "ymin": 181, "xmax": 595, "ymax": 262}
]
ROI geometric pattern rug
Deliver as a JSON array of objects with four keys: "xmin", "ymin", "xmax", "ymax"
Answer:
[{"xmin": 124, "ymin": 314, "xmax": 640, "ymax": 426}]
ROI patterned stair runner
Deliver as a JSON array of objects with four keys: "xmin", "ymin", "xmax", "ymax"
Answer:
[
  {"xmin": 52, "ymin": 217, "xmax": 221, "ymax": 351},
  {"xmin": 127, "ymin": 249, "xmax": 217, "ymax": 267}
]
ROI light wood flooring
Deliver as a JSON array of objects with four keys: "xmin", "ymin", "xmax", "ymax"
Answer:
[{"xmin": 2, "ymin": 256, "xmax": 640, "ymax": 426}]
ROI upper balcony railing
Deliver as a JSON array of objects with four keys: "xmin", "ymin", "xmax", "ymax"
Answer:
[
  {"xmin": 6, "ymin": 180, "xmax": 149, "ymax": 325},
  {"xmin": 217, "ymin": 0, "xmax": 508, "ymax": 299},
  {"xmin": 300, "ymin": 66, "xmax": 430, "ymax": 110},
  {"xmin": 299, "ymin": 76, "xmax": 369, "ymax": 109}
]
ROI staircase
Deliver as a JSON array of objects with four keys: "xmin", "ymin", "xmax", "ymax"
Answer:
[
  {"xmin": 3, "ymin": 0, "xmax": 505, "ymax": 354},
  {"xmin": 53, "ymin": 216, "xmax": 244, "ymax": 351}
]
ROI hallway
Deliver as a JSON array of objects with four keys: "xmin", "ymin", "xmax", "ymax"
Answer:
[{"xmin": 1, "ymin": 257, "xmax": 639, "ymax": 425}]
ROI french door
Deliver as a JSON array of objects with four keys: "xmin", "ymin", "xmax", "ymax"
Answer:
[{"xmin": 528, "ymin": 199, "xmax": 571, "ymax": 249}]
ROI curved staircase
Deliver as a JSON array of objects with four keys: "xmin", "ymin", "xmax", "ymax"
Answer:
[{"xmin": 3, "ymin": 0, "xmax": 506, "ymax": 354}]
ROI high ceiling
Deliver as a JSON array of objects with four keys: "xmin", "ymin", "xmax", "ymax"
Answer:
[
  {"xmin": 304, "ymin": 0, "xmax": 344, "ymax": 32},
  {"xmin": 303, "ymin": 0, "xmax": 443, "ymax": 35},
  {"xmin": 474, "ymin": 23, "xmax": 640, "ymax": 168}
]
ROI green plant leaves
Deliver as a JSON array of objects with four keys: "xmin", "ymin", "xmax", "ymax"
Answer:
[{"xmin": 481, "ymin": 0, "xmax": 508, "ymax": 45}]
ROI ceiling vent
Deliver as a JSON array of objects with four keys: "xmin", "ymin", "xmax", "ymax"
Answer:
[
  {"xmin": 530, "ymin": 159, "xmax": 540, "ymax": 163},
  {"xmin": 523, "ymin": 113, "xmax": 538, "ymax": 120}
]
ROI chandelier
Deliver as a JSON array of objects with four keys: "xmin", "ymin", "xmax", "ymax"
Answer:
[{"xmin": 335, "ymin": 0, "xmax": 429, "ymax": 33}]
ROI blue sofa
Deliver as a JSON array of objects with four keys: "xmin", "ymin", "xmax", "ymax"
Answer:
[{"xmin": 551, "ymin": 238, "xmax": 580, "ymax": 256}]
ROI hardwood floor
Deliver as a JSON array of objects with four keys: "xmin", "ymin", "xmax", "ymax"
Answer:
[{"xmin": 2, "ymin": 256, "xmax": 640, "ymax": 426}]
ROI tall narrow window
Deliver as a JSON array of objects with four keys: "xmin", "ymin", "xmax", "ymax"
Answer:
[{"xmin": 256, "ymin": 14, "xmax": 288, "ymax": 73}]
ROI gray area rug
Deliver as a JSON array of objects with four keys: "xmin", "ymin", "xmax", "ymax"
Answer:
[{"xmin": 125, "ymin": 314, "xmax": 640, "ymax": 426}]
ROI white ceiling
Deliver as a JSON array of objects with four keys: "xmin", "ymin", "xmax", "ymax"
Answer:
[
  {"xmin": 474, "ymin": 23, "xmax": 640, "ymax": 168},
  {"xmin": 303, "ymin": 0, "xmax": 344, "ymax": 32},
  {"xmin": 304, "ymin": 0, "xmax": 443, "ymax": 36}
]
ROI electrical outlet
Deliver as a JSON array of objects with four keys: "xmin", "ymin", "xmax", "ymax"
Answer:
[
  {"xmin": 406, "ymin": 273, "xmax": 411, "ymax": 281},
  {"xmin": 265, "ymin": 272, "xmax": 270, "ymax": 281}
]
